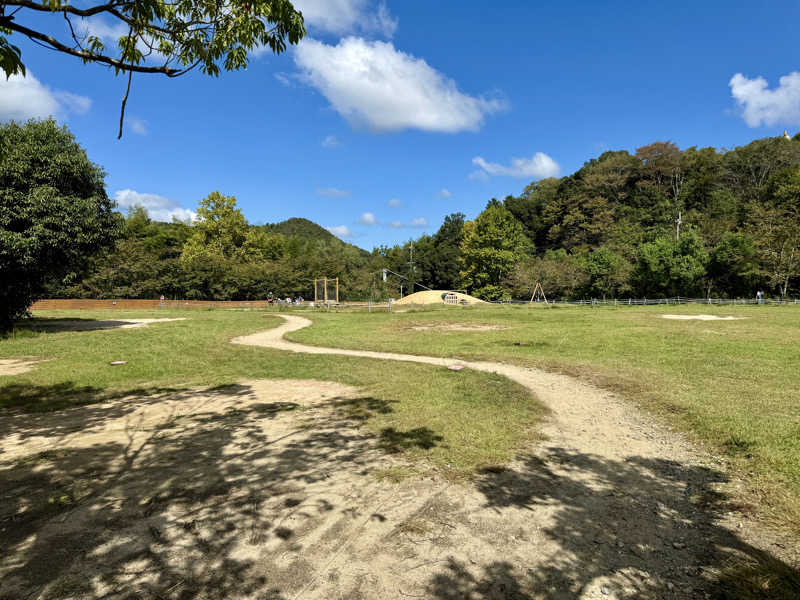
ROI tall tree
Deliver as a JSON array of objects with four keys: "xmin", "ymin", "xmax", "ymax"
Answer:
[
  {"xmin": 0, "ymin": 0, "xmax": 305, "ymax": 136},
  {"xmin": 635, "ymin": 230, "xmax": 709, "ymax": 297},
  {"xmin": 0, "ymin": 119, "xmax": 120, "ymax": 329},
  {"xmin": 459, "ymin": 202, "xmax": 532, "ymax": 300},
  {"xmin": 429, "ymin": 212, "xmax": 465, "ymax": 289}
]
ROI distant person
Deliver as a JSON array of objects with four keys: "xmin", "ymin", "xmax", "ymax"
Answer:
[
  {"xmin": 268, "ymin": 292, "xmax": 274, "ymax": 305},
  {"xmin": 756, "ymin": 290, "xmax": 764, "ymax": 305}
]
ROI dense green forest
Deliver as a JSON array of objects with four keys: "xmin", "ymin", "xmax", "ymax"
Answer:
[{"xmin": 16, "ymin": 122, "xmax": 800, "ymax": 302}]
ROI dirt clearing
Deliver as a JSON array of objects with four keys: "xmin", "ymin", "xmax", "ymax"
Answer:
[
  {"xmin": 0, "ymin": 358, "xmax": 46, "ymax": 377},
  {"xmin": 409, "ymin": 323, "xmax": 510, "ymax": 332},
  {"xmin": 661, "ymin": 314, "xmax": 745, "ymax": 321},
  {"xmin": 1, "ymin": 317, "xmax": 797, "ymax": 599}
]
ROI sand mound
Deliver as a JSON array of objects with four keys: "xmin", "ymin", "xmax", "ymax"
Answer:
[
  {"xmin": 661, "ymin": 314, "xmax": 745, "ymax": 321},
  {"xmin": 393, "ymin": 290, "xmax": 485, "ymax": 306}
]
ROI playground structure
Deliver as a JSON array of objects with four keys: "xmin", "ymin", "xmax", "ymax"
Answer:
[
  {"xmin": 530, "ymin": 282, "xmax": 548, "ymax": 304},
  {"xmin": 314, "ymin": 278, "xmax": 339, "ymax": 305}
]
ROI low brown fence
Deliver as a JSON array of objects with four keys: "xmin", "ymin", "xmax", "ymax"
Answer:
[{"xmin": 30, "ymin": 299, "xmax": 272, "ymax": 310}]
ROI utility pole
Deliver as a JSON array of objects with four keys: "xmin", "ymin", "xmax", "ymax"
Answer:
[{"xmin": 408, "ymin": 242, "xmax": 416, "ymax": 294}]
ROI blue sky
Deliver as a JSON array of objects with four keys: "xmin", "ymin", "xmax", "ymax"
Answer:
[{"xmin": 3, "ymin": 0, "xmax": 800, "ymax": 249}]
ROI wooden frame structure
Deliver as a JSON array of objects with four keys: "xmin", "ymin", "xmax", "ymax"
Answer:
[{"xmin": 314, "ymin": 277, "xmax": 339, "ymax": 305}]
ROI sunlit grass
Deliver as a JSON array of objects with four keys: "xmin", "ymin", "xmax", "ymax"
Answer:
[
  {"xmin": 0, "ymin": 309, "xmax": 544, "ymax": 477},
  {"xmin": 290, "ymin": 303, "xmax": 800, "ymax": 530}
]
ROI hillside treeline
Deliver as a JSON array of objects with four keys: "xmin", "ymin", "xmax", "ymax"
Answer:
[{"xmin": 53, "ymin": 134, "xmax": 800, "ymax": 301}]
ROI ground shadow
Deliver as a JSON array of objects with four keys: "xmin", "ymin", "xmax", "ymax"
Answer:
[
  {"xmin": 15, "ymin": 317, "xmax": 143, "ymax": 333},
  {"xmin": 426, "ymin": 448, "xmax": 800, "ymax": 599},
  {"xmin": 0, "ymin": 381, "xmax": 197, "ymax": 416},
  {"xmin": 0, "ymin": 382, "xmax": 443, "ymax": 599}
]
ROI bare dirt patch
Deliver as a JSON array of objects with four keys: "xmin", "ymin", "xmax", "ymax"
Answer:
[
  {"xmin": 2, "ymin": 318, "xmax": 797, "ymax": 599},
  {"xmin": 27, "ymin": 317, "xmax": 188, "ymax": 332},
  {"xmin": 661, "ymin": 314, "xmax": 745, "ymax": 321},
  {"xmin": 0, "ymin": 358, "xmax": 46, "ymax": 377},
  {"xmin": 409, "ymin": 323, "xmax": 510, "ymax": 332}
]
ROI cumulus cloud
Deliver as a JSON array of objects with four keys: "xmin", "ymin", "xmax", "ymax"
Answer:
[
  {"xmin": 0, "ymin": 72, "xmax": 91, "ymax": 122},
  {"xmin": 316, "ymin": 187, "xmax": 350, "ymax": 197},
  {"xmin": 389, "ymin": 220, "xmax": 404, "ymax": 228},
  {"xmin": 409, "ymin": 217, "xmax": 428, "ymax": 228},
  {"xmin": 471, "ymin": 153, "xmax": 560, "ymax": 179},
  {"xmin": 274, "ymin": 72, "xmax": 297, "ymax": 87},
  {"xmin": 78, "ymin": 18, "xmax": 127, "ymax": 42},
  {"xmin": 114, "ymin": 189, "xmax": 196, "ymax": 222},
  {"xmin": 436, "ymin": 188, "xmax": 452, "ymax": 198},
  {"xmin": 293, "ymin": 0, "xmax": 397, "ymax": 37},
  {"xmin": 78, "ymin": 18, "xmax": 166, "ymax": 61},
  {"xmin": 358, "ymin": 212, "xmax": 377, "ymax": 225},
  {"xmin": 129, "ymin": 118, "xmax": 148, "ymax": 135},
  {"xmin": 730, "ymin": 72, "xmax": 800, "ymax": 127},
  {"xmin": 294, "ymin": 37, "xmax": 506, "ymax": 133},
  {"xmin": 322, "ymin": 134, "xmax": 341, "ymax": 148},
  {"xmin": 387, "ymin": 198, "xmax": 402, "ymax": 208},
  {"xmin": 326, "ymin": 224, "xmax": 353, "ymax": 238}
]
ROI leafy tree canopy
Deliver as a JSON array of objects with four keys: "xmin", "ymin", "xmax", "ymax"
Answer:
[
  {"xmin": 460, "ymin": 201, "xmax": 533, "ymax": 300},
  {"xmin": 0, "ymin": 0, "xmax": 305, "ymax": 135},
  {"xmin": 0, "ymin": 119, "xmax": 120, "ymax": 329}
]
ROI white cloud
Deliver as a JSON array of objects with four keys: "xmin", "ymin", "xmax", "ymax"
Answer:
[
  {"xmin": 0, "ymin": 72, "xmax": 91, "ymax": 122},
  {"xmin": 730, "ymin": 72, "xmax": 800, "ymax": 127},
  {"xmin": 358, "ymin": 212, "xmax": 377, "ymax": 225},
  {"xmin": 471, "ymin": 153, "xmax": 560, "ymax": 179},
  {"xmin": 468, "ymin": 169, "xmax": 490, "ymax": 182},
  {"xmin": 293, "ymin": 0, "xmax": 397, "ymax": 37},
  {"xmin": 129, "ymin": 118, "xmax": 148, "ymax": 135},
  {"xmin": 410, "ymin": 217, "xmax": 428, "ymax": 228},
  {"xmin": 294, "ymin": 37, "xmax": 506, "ymax": 133},
  {"xmin": 387, "ymin": 198, "xmax": 402, "ymax": 208},
  {"xmin": 79, "ymin": 18, "xmax": 128, "ymax": 43},
  {"xmin": 274, "ymin": 72, "xmax": 297, "ymax": 87},
  {"xmin": 436, "ymin": 188, "xmax": 452, "ymax": 198},
  {"xmin": 78, "ymin": 17, "xmax": 167, "ymax": 63},
  {"xmin": 322, "ymin": 134, "xmax": 341, "ymax": 148},
  {"xmin": 389, "ymin": 220, "xmax": 404, "ymax": 228},
  {"xmin": 326, "ymin": 224, "xmax": 353, "ymax": 238},
  {"xmin": 113, "ymin": 189, "xmax": 196, "ymax": 222},
  {"xmin": 316, "ymin": 187, "xmax": 350, "ymax": 197}
]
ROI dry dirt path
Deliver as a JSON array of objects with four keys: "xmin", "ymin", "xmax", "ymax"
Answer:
[
  {"xmin": 229, "ymin": 315, "xmax": 799, "ymax": 599},
  {"xmin": 2, "ymin": 316, "xmax": 796, "ymax": 600}
]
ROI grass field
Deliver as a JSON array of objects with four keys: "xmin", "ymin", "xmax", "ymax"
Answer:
[
  {"xmin": 290, "ymin": 303, "xmax": 800, "ymax": 532},
  {"xmin": 2, "ymin": 305, "xmax": 799, "ymax": 598},
  {"xmin": 0, "ymin": 309, "xmax": 543, "ymax": 476}
]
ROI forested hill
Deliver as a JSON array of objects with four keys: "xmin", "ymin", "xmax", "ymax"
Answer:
[
  {"xmin": 263, "ymin": 217, "xmax": 368, "ymax": 256},
  {"xmin": 264, "ymin": 217, "xmax": 335, "ymax": 241},
  {"xmin": 39, "ymin": 124, "xmax": 800, "ymax": 302}
]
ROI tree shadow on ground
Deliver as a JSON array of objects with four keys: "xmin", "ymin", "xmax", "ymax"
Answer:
[
  {"xmin": 378, "ymin": 427, "xmax": 444, "ymax": 453},
  {"xmin": 428, "ymin": 448, "xmax": 800, "ymax": 599},
  {"xmin": 0, "ymin": 382, "xmax": 441, "ymax": 599},
  {"xmin": 15, "ymin": 318, "xmax": 147, "ymax": 333}
]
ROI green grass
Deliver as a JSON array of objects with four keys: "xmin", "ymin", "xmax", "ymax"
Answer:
[
  {"xmin": 0, "ymin": 309, "xmax": 544, "ymax": 477},
  {"xmin": 289, "ymin": 303, "xmax": 800, "ymax": 531}
]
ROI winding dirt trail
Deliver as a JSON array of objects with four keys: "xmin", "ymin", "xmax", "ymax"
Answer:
[
  {"xmin": 2, "ymin": 315, "xmax": 796, "ymax": 600},
  {"xmin": 229, "ymin": 315, "xmax": 798, "ymax": 599},
  {"xmin": 233, "ymin": 315, "xmax": 692, "ymax": 466}
]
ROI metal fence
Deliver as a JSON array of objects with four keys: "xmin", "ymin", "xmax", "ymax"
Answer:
[{"xmin": 492, "ymin": 296, "xmax": 799, "ymax": 306}]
